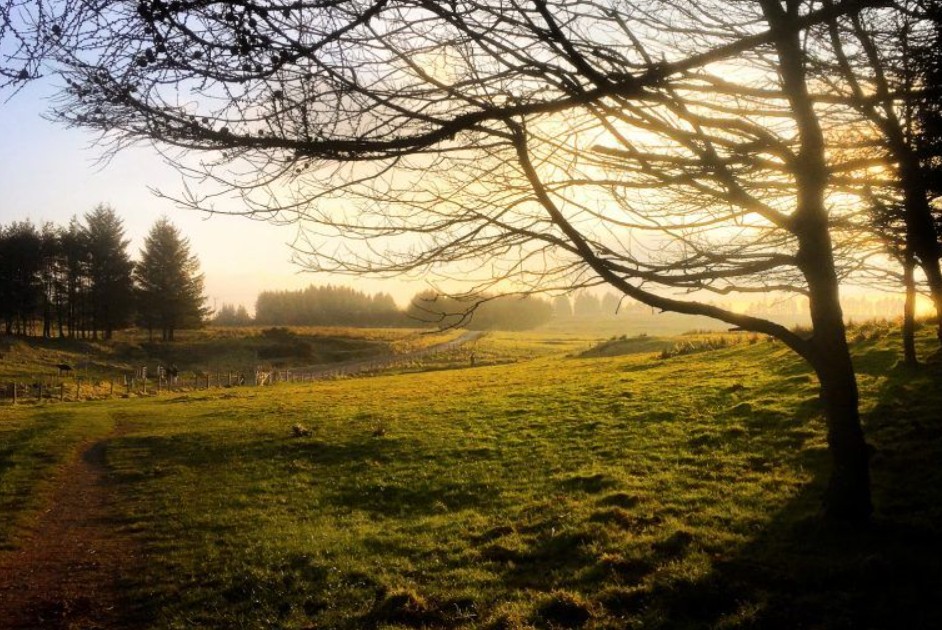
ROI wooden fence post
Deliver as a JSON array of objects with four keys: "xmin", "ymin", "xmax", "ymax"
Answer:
[
  {"xmin": 110, "ymin": 379, "xmax": 115, "ymax": 397},
  {"xmin": 60, "ymin": 383, "xmax": 65, "ymax": 401},
  {"xmin": 12, "ymin": 382, "xmax": 17, "ymax": 405}
]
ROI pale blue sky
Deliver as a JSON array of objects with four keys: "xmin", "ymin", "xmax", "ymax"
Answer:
[
  {"xmin": 0, "ymin": 81, "xmax": 903, "ymax": 318},
  {"xmin": 0, "ymin": 82, "xmax": 420, "ymax": 311}
]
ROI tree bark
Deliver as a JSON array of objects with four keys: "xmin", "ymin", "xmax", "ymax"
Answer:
[
  {"xmin": 903, "ymin": 251, "xmax": 918, "ymax": 367},
  {"xmin": 811, "ymin": 338, "xmax": 873, "ymax": 520},
  {"xmin": 899, "ymin": 160, "xmax": 942, "ymax": 345},
  {"xmin": 799, "ymin": 222, "xmax": 872, "ymax": 520},
  {"xmin": 761, "ymin": 0, "xmax": 872, "ymax": 521}
]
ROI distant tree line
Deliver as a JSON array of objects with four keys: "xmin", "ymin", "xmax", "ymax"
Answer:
[
  {"xmin": 244, "ymin": 285, "xmax": 558, "ymax": 331},
  {"xmin": 0, "ymin": 207, "xmax": 207, "ymax": 341},
  {"xmin": 407, "ymin": 292, "xmax": 554, "ymax": 331},
  {"xmin": 254, "ymin": 285, "xmax": 402, "ymax": 327},
  {"xmin": 213, "ymin": 303, "xmax": 253, "ymax": 326}
]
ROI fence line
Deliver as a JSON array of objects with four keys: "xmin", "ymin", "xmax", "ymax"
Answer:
[{"xmin": 1, "ymin": 331, "xmax": 484, "ymax": 405}]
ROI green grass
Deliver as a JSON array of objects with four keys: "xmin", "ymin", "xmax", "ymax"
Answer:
[
  {"xmin": 0, "ymin": 326, "xmax": 464, "ymax": 400},
  {"xmin": 0, "ymin": 405, "xmax": 115, "ymax": 548},
  {"xmin": 1, "ymin": 327, "xmax": 940, "ymax": 628}
]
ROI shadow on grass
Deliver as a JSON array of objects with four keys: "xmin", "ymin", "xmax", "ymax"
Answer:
[
  {"xmin": 96, "ymin": 352, "xmax": 942, "ymax": 628},
  {"xmin": 108, "ymin": 429, "xmax": 503, "ymax": 519},
  {"xmin": 619, "ymin": 361, "xmax": 942, "ymax": 629}
]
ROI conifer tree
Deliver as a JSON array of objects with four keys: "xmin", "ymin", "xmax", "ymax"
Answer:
[
  {"xmin": 135, "ymin": 217, "xmax": 208, "ymax": 341},
  {"xmin": 84, "ymin": 204, "xmax": 134, "ymax": 339}
]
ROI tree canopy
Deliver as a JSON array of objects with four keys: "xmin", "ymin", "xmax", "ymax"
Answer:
[
  {"xmin": 84, "ymin": 204, "xmax": 135, "ymax": 338},
  {"xmin": 135, "ymin": 216, "xmax": 208, "ymax": 341},
  {"xmin": 8, "ymin": 0, "xmax": 942, "ymax": 519}
]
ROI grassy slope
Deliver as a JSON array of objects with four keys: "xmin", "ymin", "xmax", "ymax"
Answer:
[
  {"xmin": 0, "ymin": 327, "xmax": 462, "ymax": 389},
  {"xmin": 1, "ymin": 327, "xmax": 940, "ymax": 628},
  {"xmin": 0, "ymin": 405, "xmax": 115, "ymax": 547}
]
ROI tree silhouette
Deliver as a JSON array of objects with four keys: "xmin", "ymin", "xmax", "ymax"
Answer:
[
  {"xmin": 213, "ymin": 302, "xmax": 253, "ymax": 326},
  {"xmin": 407, "ymin": 290, "xmax": 553, "ymax": 331},
  {"xmin": 815, "ymin": 2, "xmax": 942, "ymax": 348},
  {"xmin": 6, "ymin": 0, "xmax": 899, "ymax": 520},
  {"xmin": 0, "ymin": 221, "xmax": 43, "ymax": 335},
  {"xmin": 135, "ymin": 217, "xmax": 208, "ymax": 341},
  {"xmin": 84, "ymin": 204, "xmax": 135, "ymax": 339},
  {"xmin": 255, "ymin": 284, "xmax": 403, "ymax": 327}
]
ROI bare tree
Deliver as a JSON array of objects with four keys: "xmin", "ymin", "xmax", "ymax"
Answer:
[
  {"xmin": 7, "ymin": 0, "xmax": 891, "ymax": 520},
  {"xmin": 815, "ymin": 1, "xmax": 942, "ymax": 350}
]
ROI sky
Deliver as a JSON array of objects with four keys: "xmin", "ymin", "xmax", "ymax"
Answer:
[
  {"xmin": 0, "ymin": 79, "xmax": 916, "ymax": 320},
  {"xmin": 0, "ymin": 82, "xmax": 424, "ymax": 312}
]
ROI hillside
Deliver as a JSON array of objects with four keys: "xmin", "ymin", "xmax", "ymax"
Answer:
[
  {"xmin": 1, "ymin": 325, "xmax": 940, "ymax": 628},
  {"xmin": 0, "ymin": 327, "xmax": 464, "ymax": 389}
]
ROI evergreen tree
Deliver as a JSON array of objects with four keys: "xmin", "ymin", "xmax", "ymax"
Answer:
[
  {"xmin": 573, "ymin": 292, "xmax": 602, "ymax": 319},
  {"xmin": 60, "ymin": 217, "xmax": 89, "ymax": 338},
  {"xmin": 254, "ymin": 284, "xmax": 403, "ymax": 326},
  {"xmin": 38, "ymin": 222, "xmax": 61, "ymax": 338},
  {"xmin": 135, "ymin": 217, "xmax": 208, "ymax": 341},
  {"xmin": 213, "ymin": 303, "xmax": 253, "ymax": 326},
  {"xmin": 912, "ymin": 4, "xmax": 942, "ymax": 202},
  {"xmin": 0, "ymin": 221, "xmax": 43, "ymax": 335},
  {"xmin": 406, "ymin": 291, "xmax": 553, "ymax": 330},
  {"xmin": 84, "ymin": 204, "xmax": 135, "ymax": 339},
  {"xmin": 552, "ymin": 295, "xmax": 573, "ymax": 320}
]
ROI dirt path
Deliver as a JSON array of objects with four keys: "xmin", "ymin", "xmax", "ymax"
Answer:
[{"xmin": 0, "ymin": 432, "xmax": 140, "ymax": 629}]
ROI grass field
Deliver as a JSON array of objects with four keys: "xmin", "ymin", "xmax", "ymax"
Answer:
[
  {"xmin": 1, "ymin": 324, "xmax": 940, "ymax": 628},
  {"xmin": 0, "ymin": 326, "xmax": 466, "ymax": 401}
]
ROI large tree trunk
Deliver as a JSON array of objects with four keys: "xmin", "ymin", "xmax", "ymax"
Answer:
[
  {"xmin": 802, "ymin": 244, "xmax": 872, "ymax": 519},
  {"xmin": 903, "ymin": 251, "xmax": 918, "ymax": 367},
  {"xmin": 760, "ymin": 0, "xmax": 871, "ymax": 521},
  {"xmin": 812, "ymin": 345, "xmax": 872, "ymax": 520},
  {"xmin": 900, "ymin": 165, "xmax": 942, "ymax": 345},
  {"xmin": 799, "ymin": 202, "xmax": 873, "ymax": 522}
]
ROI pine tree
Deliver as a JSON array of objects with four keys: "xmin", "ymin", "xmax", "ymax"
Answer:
[
  {"xmin": 60, "ymin": 217, "xmax": 89, "ymax": 338},
  {"xmin": 84, "ymin": 204, "xmax": 134, "ymax": 339},
  {"xmin": 912, "ymin": 5, "xmax": 942, "ymax": 202},
  {"xmin": 135, "ymin": 217, "xmax": 208, "ymax": 341},
  {"xmin": 0, "ymin": 222, "xmax": 43, "ymax": 335}
]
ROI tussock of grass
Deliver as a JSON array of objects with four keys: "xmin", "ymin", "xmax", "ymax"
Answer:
[
  {"xmin": 371, "ymin": 588, "xmax": 441, "ymax": 627},
  {"xmin": 535, "ymin": 590, "xmax": 594, "ymax": 628}
]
